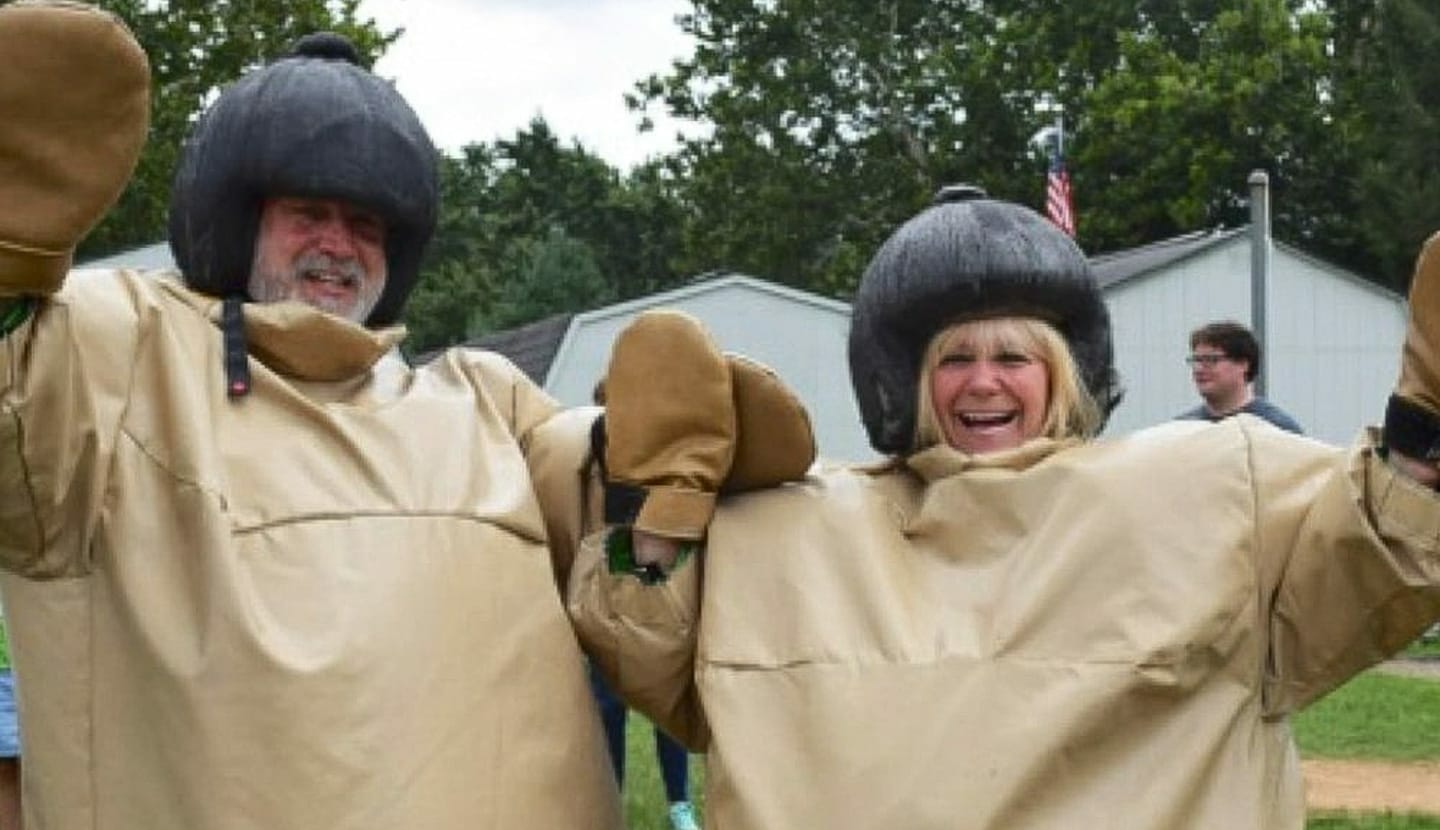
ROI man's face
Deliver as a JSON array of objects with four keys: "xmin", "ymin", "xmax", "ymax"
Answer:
[
  {"xmin": 1189, "ymin": 342, "xmax": 1249, "ymax": 403},
  {"xmin": 248, "ymin": 197, "xmax": 388, "ymax": 324}
]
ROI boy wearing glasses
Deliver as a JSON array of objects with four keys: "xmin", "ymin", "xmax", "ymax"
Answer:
[{"xmin": 1178, "ymin": 320, "xmax": 1304, "ymax": 433}]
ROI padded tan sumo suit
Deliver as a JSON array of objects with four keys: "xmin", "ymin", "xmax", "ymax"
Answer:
[
  {"xmin": 0, "ymin": 4, "xmax": 620, "ymax": 828},
  {"xmin": 572, "ymin": 192, "xmax": 1440, "ymax": 829}
]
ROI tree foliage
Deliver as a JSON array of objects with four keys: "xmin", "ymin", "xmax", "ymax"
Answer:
[
  {"xmin": 1339, "ymin": 0, "xmax": 1440, "ymax": 289},
  {"xmin": 402, "ymin": 119, "xmax": 687, "ymax": 355},
  {"xmin": 631, "ymin": 0, "xmax": 1440, "ymax": 296},
  {"xmin": 1073, "ymin": 0, "xmax": 1337, "ymax": 253},
  {"xmin": 79, "ymin": 0, "xmax": 394, "ymax": 260},
  {"xmin": 634, "ymin": 0, "xmax": 1036, "ymax": 296},
  {"xmin": 478, "ymin": 226, "xmax": 614, "ymax": 333}
]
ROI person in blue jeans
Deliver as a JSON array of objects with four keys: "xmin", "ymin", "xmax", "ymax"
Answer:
[{"xmin": 589, "ymin": 663, "xmax": 699, "ymax": 830}]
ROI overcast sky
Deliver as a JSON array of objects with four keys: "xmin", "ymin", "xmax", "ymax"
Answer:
[{"xmin": 357, "ymin": 0, "xmax": 695, "ymax": 170}]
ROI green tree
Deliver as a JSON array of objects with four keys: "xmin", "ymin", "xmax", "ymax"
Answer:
[
  {"xmin": 404, "ymin": 119, "xmax": 687, "ymax": 352},
  {"xmin": 1071, "ymin": 0, "xmax": 1336, "ymax": 252},
  {"xmin": 635, "ymin": 0, "xmax": 1012, "ymax": 296},
  {"xmin": 635, "ymin": 0, "xmax": 1293, "ymax": 295},
  {"xmin": 402, "ymin": 147, "xmax": 503, "ymax": 354},
  {"xmin": 79, "ymin": 0, "xmax": 395, "ymax": 260},
  {"xmin": 636, "ymin": 0, "xmax": 1414, "ymax": 293},
  {"xmin": 478, "ymin": 226, "xmax": 615, "ymax": 332},
  {"xmin": 1339, "ymin": 0, "xmax": 1440, "ymax": 290},
  {"xmin": 402, "ymin": 259, "xmax": 498, "ymax": 360},
  {"xmin": 485, "ymin": 119, "xmax": 686, "ymax": 302}
]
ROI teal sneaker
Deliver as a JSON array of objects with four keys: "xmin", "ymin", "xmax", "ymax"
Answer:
[{"xmin": 668, "ymin": 801, "xmax": 701, "ymax": 830}]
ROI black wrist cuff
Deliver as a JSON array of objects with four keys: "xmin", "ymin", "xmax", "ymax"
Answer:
[
  {"xmin": 604, "ymin": 483, "xmax": 646, "ymax": 526},
  {"xmin": 1383, "ymin": 394, "xmax": 1440, "ymax": 460},
  {"xmin": 590, "ymin": 414, "xmax": 647, "ymax": 525}
]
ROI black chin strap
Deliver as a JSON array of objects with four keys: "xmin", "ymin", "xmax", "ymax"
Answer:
[{"xmin": 222, "ymin": 296, "xmax": 251, "ymax": 398}]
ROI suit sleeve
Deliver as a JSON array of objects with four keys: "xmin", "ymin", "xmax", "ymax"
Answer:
[
  {"xmin": 1259, "ymin": 425, "xmax": 1440, "ymax": 714},
  {"xmin": 567, "ymin": 531, "xmax": 710, "ymax": 750},
  {"xmin": 525, "ymin": 405, "xmax": 605, "ymax": 596},
  {"xmin": 0, "ymin": 274, "xmax": 144, "ymax": 577}
]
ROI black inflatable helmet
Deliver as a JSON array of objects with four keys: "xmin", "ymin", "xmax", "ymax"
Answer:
[
  {"xmin": 848, "ymin": 185, "xmax": 1122, "ymax": 454},
  {"xmin": 168, "ymin": 32, "xmax": 438, "ymax": 328}
]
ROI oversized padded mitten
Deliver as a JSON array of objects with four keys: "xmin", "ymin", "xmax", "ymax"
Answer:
[
  {"xmin": 0, "ymin": 0, "xmax": 150, "ymax": 293},
  {"xmin": 603, "ymin": 310, "xmax": 736, "ymax": 540},
  {"xmin": 1386, "ymin": 232, "xmax": 1440, "ymax": 460},
  {"xmin": 601, "ymin": 312, "xmax": 819, "ymax": 538},
  {"xmin": 724, "ymin": 354, "xmax": 816, "ymax": 492}
]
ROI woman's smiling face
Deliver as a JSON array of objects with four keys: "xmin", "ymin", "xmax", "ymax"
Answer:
[{"xmin": 927, "ymin": 321, "xmax": 1051, "ymax": 455}]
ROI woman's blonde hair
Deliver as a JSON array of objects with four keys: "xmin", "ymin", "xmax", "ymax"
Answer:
[{"xmin": 912, "ymin": 317, "xmax": 1102, "ymax": 452}]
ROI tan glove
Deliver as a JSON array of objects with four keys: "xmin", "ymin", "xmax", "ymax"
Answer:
[
  {"xmin": 603, "ymin": 310, "xmax": 736, "ymax": 540},
  {"xmin": 724, "ymin": 353, "xmax": 816, "ymax": 491},
  {"xmin": 1386, "ymin": 232, "xmax": 1440, "ymax": 464},
  {"xmin": 0, "ymin": 1, "xmax": 150, "ymax": 294},
  {"xmin": 601, "ymin": 311, "xmax": 818, "ymax": 540}
]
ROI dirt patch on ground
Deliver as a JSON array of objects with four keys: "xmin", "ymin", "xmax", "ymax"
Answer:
[
  {"xmin": 1374, "ymin": 657, "xmax": 1440, "ymax": 681},
  {"xmin": 1303, "ymin": 660, "xmax": 1440, "ymax": 815},
  {"xmin": 1303, "ymin": 759, "xmax": 1440, "ymax": 814}
]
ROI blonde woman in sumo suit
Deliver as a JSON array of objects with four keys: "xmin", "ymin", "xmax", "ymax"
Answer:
[{"xmin": 575, "ymin": 186, "xmax": 1440, "ymax": 829}]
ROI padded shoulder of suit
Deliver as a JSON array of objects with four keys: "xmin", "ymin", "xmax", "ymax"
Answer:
[{"xmin": 41, "ymin": 268, "xmax": 167, "ymax": 351}]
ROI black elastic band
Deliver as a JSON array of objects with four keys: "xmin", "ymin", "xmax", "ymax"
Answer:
[
  {"xmin": 589, "ymin": 415, "xmax": 646, "ymax": 525},
  {"xmin": 1383, "ymin": 394, "xmax": 1440, "ymax": 460},
  {"xmin": 221, "ymin": 296, "xmax": 251, "ymax": 398}
]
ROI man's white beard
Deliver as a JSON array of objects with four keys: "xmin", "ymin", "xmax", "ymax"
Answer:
[{"xmin": 248, "ymin": 251, "xmax": 385, "ymax": 325}]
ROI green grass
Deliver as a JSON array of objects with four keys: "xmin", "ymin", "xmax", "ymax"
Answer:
[
  {"xmin": 620, "ymin": 714, "xmax": 706, "ymax": 830},
  {"xmin": 1294, "ymin": 670, "xmax": 1440, "ymax": 761},
  {"xmin": 1297, "ymin": 664, "xmax": 1440, "ymax": 826},
  {"xmin": 1307, "ymin": 814, "xmax": 1440, "ymax": 829}
]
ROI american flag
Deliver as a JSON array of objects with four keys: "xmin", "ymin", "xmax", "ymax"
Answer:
[{"xmin": 1046, "ymin": 151, "xmax": 1075, "ymax": 238}]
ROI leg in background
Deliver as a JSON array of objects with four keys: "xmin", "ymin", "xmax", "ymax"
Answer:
[
  {"xmin": 0, "ymin": 757, "xmax": 18, "ymax": 830},
  {"xmin": 657, "ymin": 727, "xmax": 700, "ymax": 830},
  {"xmin": 588, "ymin": 662, "xmax": 628, "ymax": 786},
  {"xmin": 655, "ymin": 727, "xmax": 689, "ymax": 804}
]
